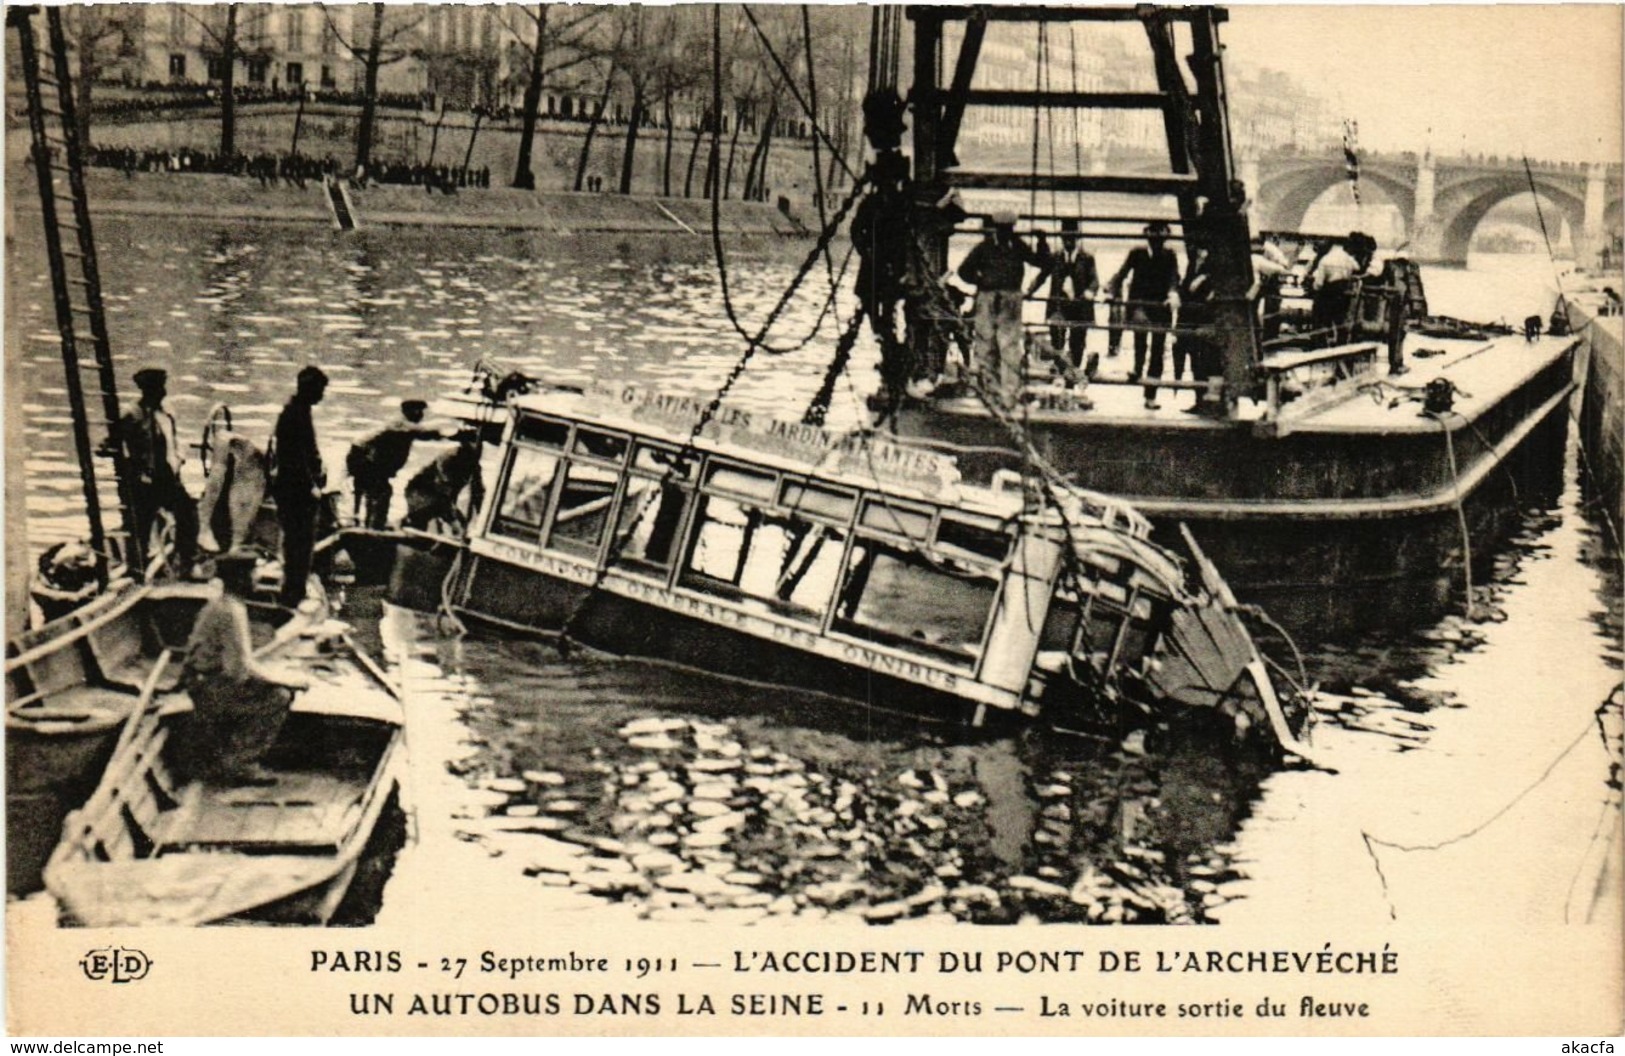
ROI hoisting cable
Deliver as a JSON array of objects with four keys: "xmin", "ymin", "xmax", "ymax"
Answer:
[
  {"xmin": 558, "ymin": 6, "xmax": 869, "ymax": 646},
  {"xmin": 741, "ymin": 5, "xmax": 858, "ymax": 183},
  {"xmin": 1068, "ymin": 24, "xmax": 1084, "ymax": 218},
  {"xmin": 802, "ymin": 4, "xmax": 839, "ymax": 321},
  {"xmin": 1429, "ymin": 407, "xmax": 1476, "ymax": 619},
  {"xmin": 1041, "ymin": 22, "xmax": 1059, "ymax": 225},
  {"xmin": 1028, "ymin": 22, "xmax": 1043, "ymax": 222},
  {"xmin": 1523, "ymin": 155, "xmax": 1571, "ymax": 300}
]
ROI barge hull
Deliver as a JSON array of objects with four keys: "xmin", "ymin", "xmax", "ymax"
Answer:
[{"xmin": 895, "ymin": 341, "xmax": 1575, "ymax": 637}]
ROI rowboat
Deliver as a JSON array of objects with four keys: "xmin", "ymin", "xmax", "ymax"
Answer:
[
  {"xmin": 5, "ymin": 579, "xmax": 211, "ymax": 894},
  {"xmin": 43, "ymin": 618, "xmax": 404, "ymax": 927}
]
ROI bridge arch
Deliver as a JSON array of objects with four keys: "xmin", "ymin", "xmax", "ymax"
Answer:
[
  {"xmin": 1432, "ymin": 175, "xmax": 1585, "ymax": 263},
  {"xmin": 1254, "ymin": 163, "xmax": 1416, "ymax": 240}
]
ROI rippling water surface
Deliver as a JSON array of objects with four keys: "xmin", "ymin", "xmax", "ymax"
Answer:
[{"xmin": 8, "ymin": 215, "xmax": 1620, "ymax": 926}]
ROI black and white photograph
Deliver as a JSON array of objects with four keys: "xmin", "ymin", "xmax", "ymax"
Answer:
[{"xmin": 3, "ymin": 0, "xmax": 1621, "ymax": 1040}]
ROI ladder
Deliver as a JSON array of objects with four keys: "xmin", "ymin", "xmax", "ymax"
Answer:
[{"xmin": 9, "ymin": 6, "xmax": 139, "ymax": 585}]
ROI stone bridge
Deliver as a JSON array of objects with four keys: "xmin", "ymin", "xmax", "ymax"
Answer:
[{"xmin": 1242, "ymin": 150, "xmax": 1623, "ymax": 265}]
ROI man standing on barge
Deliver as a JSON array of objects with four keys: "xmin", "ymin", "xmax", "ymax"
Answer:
[
  {"xmin": 1108, "ymin": 222, "xmax": 1182, "ymax": 410},
  {"xmin": 271, "ymin": 365, "xmax": 328, "ymax": 608},
  {"xmin": 1030, "ymin": 218, "xmax": 1100, "ymax": 381},
  {"xmin": 118, "ymin": 367, "xmax": 199, "ymax": 577},
  {"xmin": 957, "ymin": 209, "xmax": 1045, "ymax": 408}
]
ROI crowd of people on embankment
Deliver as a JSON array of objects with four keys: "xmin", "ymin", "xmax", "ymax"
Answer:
[
  {"xmin": 89, "ymin": 84, "xmax": 427, "ymax": 121},
  {"xmin": 81, "ymin": 144, "xmax": 491, "ymax": 193}
]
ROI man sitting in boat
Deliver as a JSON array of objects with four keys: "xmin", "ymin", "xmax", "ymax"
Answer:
[
  {"xmin": 117, "ymin": 367, "xmax": 200, "ymax": 577},
  {"xmin": 173, "ymin": 550, "xmax": 309, "ymax": 787},
  {"xmin": 957, "ymin": 209, "xmax": 1045, "ymax": 408},
  {"xmin": 345, "ymin": 399, "xmax": 451, "ymax": 530},
  {"xmin": 402, "ymin": 432, "xmax": 486, "ymax": 533}
]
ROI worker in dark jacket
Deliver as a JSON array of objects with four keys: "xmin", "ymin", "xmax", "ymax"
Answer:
[
  {"xmin": 1108, "ymin": 221, "xmax": 1182, "ymax": 409},
  {"xmin": 1030, "ymin": 218, "xmax": 1100, "ymax": 377},
  {"xmin": 346, "ymin": 399, "xmax": 447, "ymax": 529},
  {"xmin": 958, "ymin": 209, "xmax": 1044, "ymax": 407},
  {"xmin": 851, "ymin": 151, "xmax": 913, "ymax": 404},
  {"xmin": 118, "ymin": 367, "xmax": 199, "ymax": 576},
  {"xmin": 271, "ymin": 365, "xmax": 328, "ymax": 607},
  {"xmin": 403, "ymin": 433, "xmax": 485, "ymax": 533}
]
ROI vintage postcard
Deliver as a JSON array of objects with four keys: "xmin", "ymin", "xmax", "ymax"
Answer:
[{"xmin": 4, "ymin": 1, "xmax": 1621, "ymax": 1041}]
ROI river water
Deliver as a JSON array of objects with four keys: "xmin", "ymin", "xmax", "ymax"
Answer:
[{"xmin": 7, "ymin": 212, "xmax": 1620, "ymax": 927}]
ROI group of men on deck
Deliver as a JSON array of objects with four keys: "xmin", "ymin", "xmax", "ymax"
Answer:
[
  {"xmin": 115, "ymin": 365, "xmax": 482, "ymax": 606},
  {"xmin": 939, "ymin": 213, "xmax": 1385, "ymax": 412},
  {"xmin": 954, "ymin": 215, "xmax": 1208, "ymax": 411}
]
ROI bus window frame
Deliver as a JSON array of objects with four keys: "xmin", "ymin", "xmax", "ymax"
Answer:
[
  {"xmin": 535, "ymin": 423, "xmax": 629, "ymax": 564},
  {"xmin": 610, "ymin": 468, "xmax": 698, "ymax": 586},
  {"xmin": 778, "ymin": 476, "xmax": 860, "ymax": 529},
  {"xmin": 827, "ymin": 494, "xmax": 1005, "ymax": 673}
]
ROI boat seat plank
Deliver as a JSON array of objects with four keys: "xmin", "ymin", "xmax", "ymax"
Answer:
[
  {"xmin": 9, "ymin": 683, "xmax": 133, "ymax": 725},
  {"xmin": 83, "ymin": 618, "xmax": 154, "ymax": 691},
  {"xmin": 16, "ymin": 637, "xmax": 92, "ymax": 699},
  {"xmin": 155, "ymin": 771, "xmax": 363, "ymax": 855}
]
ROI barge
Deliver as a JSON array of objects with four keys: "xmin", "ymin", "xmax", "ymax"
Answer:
[{"xmin": 866, "ymin": 6, "xmax": 1578, "ymax": 635}]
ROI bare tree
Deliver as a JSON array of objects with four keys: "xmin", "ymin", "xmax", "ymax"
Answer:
[
  {"xmin": 613, "ymin": 6, "xmax": 649, "ymax": 195},
  {"xmin": 498, "ymin": 4, "xmax": 602, "ymax": 190},
  {"xmin": 648, "ymin": 7, "xmax": 707, "ymax": 197},
  {"xmin": 59, "ymin": 6, "xmax": 141, "ymax": 148},
  {"xmin": 180, "ymin": 4, "xmax": 265, "ymax": 155},
  {"xmin": 319, "ymin": 3, "xmax": 426, "ymax": 173},
  {"xmin": 570, "ymin": 16, "xmax": 627, "ymax": 192},
  {"xmin": 572, "ymin": 57, "xmax": 618, "ymax": 192}
]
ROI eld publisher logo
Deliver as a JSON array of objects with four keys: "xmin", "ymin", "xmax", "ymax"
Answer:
[{"xmin": 79, "ymin": 947, "xmax": 153, "ymax": 984}]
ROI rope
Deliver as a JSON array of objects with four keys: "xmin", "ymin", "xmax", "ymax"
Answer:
[
  {"xmin": 1523, "ymin": 156, "xmax": 1570, "ymax": 299},
  {"xmin": 1068, "ymin": 25, "xmax": 1083, "ymax": 218},
  {"xmin": 1041, "ymin": 23, "xmax": 1058, "ymax": 224},
  {"xmin": 1361, "ymin": 691, "xmax": 1618, "ymax": 921},
  {"xmin": 1028, "ymin": 23, "xmax": 1043, "ymax": 221},
  {"xmin": 1429, "ymin": 410, "xmax": 1476, "ymax": 619},
  {"xmin": 801, "ymin": 4, "xmax": 839, "ymax": 317},
  {"xmin": 436, "ymin": 543, "xmax": 468, "ymax": 637}
]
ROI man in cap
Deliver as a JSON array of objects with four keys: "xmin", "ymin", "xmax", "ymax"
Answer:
[
  {"xmin": 271, "ymin": 365, "xmax": 328, "ymax": 607},
  {"xmin": 345, "ymin": 399, "xmax": 450, "ymax": 529},
  {"xmin": 1108, "ymin": 221, "xmax": 1182, "ymax": 409},
  {"xmin": 1306, "ymin": 231, "xmax": 1374, "ymax": 347},
  {"xmin": 117, "ymin": 367, "xmax": 199, "ymax": 575},
  {"xmin": 957, "ymin": 208, "xmax": 1045, "ymax": 407},
  {"xmin": 1028, "ymin": 219, "xmax": 1100, "ymax": 380}
]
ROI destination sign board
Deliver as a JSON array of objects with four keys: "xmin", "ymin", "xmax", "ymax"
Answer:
[{"xmin": 575, "ymin": 382, "xmax": 963, "ymax": 499}]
